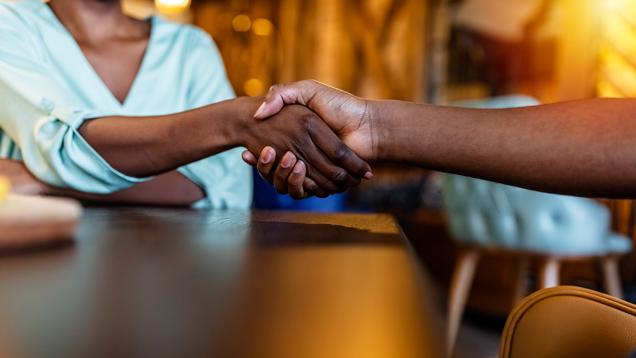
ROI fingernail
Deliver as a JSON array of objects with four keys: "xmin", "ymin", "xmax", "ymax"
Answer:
[
  {"xmin": 293, "ymin": 161, "xmax": 305, "ymax": 174},
  {"xmin": 254, "ymin": 102, "xmax": 266, "ymax": 117},
  {"xmin": 281, "ymin": 152, "xmax": 295, "ymax": 168},
  {"xmin": 262, "ymin": 148, "xmax": 274, "ymax": 163},
  {"xmin": 364, "ymin": 171, "xmax": 373, "ymax": 180}
]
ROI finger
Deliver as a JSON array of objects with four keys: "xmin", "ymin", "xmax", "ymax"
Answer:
[
  {"xmin": 310, "ymin": 124, "xmax": 373, "ymax": 180},
  {"xmin": 256, "ymin": 147, "xmax": 276, "ymax": 185},
  {"xmin": 254, "ymin": 80, "xmax": 328, "ymax": 119},
  {"xmin": 241, "ymin": 150, "xmax": 257, "ymax": 166},
  {"xmin": 273, "ymin": 152, "xmax": 297, "ymax": 195},
  {"xmin": 301, "ymin": 177, "xmax": 332, "ymax": 199},
  {"xmin": 300, "ymin": 125, "xmax": 365, "ymax": 188},
  {"xmin": 287, "ymin": 161, "xmax": 307, "ymax": 200},
  {"xmin": 301, "ymin": 158, "xmax": 348, "ymax": 194},
  {"xmin": 303, "ymin": 177, "xmax": 319, "ymax": 194}
]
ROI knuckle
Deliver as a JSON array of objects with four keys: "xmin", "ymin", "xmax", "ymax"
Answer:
[
  {"xmin": 320, "ymin": 179, "xmax": 339, "ymax": 193},
  {"xmin": 331, "ymin": 169, "xmax": 350, "ymax": 185},
  {"xmin": 332, "ymin": 145, "xmax": 350, "ymax": 164},
  {"xmin": 297, "ymin": 112, "xmax": 316, "ymax": 127}
]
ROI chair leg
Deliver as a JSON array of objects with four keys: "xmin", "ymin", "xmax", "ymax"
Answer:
[
  {"xmin": 538, "ymin": 257, "xmax": 561, "ymax": 289},
  {"xmin": 512, "ymin": 257, "xmax": 530, "ymax": 306},
  {"xmin": 601, "ymin": 256, "xmax": 624, "ymax": 300},
  {"xmin": 446, "ymin": 249, "xmax": 480, "ymax": 358}
]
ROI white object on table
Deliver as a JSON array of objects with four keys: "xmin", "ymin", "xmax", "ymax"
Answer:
[{"xmin": 0, "ymin": 195, "xmax": 82, "ymax": 249}]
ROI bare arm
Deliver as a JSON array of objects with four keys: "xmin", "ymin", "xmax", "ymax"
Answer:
[
  {"xmin": 371, "ymin": 98, "xmax": 636, "ymax": 198},
  {"xmin": 77, "ymin": 97, "xmax": 256, "ymax": 178},
  {"xmin": 78, "ymin": 96, "xmax": 370, "ymax": 195},
  {"xmin": 48, "ymin": 171, "xmax": 206, "ymax": 206},
  {"xmin": 1, "ymin": 158, "xmax": 204, "ymax": 205},
  {"xmin": 2, "ymin": 96, "xmax": 371, "ymax": 204},
  {"xmin": 249, "ymin": 80, "xmax": 636, "ymax": 199}
]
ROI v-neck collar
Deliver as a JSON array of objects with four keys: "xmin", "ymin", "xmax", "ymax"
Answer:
[{"xmin": 40, "ymin": 2, "xmax": 157, "ymax": 108}]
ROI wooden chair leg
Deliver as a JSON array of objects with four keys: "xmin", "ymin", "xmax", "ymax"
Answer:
[
  {"xmin": 512, "ymin": 257, "xmax": 530, "ymax": 306},
  {"xmin": 446, "ymin": 249, "xmax": 480, "ymax": 358},
  {"xmin": 601, "ymin": 256, "xmax": 624, "ymax": 300},
  {"xmin": 538, "ymin": 257, "xmax": 561, "ymax": 289}
]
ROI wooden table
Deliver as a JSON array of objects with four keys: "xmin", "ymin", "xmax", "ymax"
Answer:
[{"xmin": 0, "ymin": 208, "xmax": 442, "ymax": 358}]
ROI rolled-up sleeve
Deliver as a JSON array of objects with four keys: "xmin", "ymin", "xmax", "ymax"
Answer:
[
  {"xmin": 176, "ymin": 28, "xmax": 252, "ymax": 209},
  {"xmin": 0, "ymin": 20, "xmax": 150, "ymax": 193}
]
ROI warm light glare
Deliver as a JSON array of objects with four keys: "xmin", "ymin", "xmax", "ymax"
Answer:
[
  {"xmin": 604, "ymin": 0, "xmax": 633, "ymax": 13},
  {"xmin": 252, "ymin": 18, "xmax": 273, "ymax": 36},
  {"xmin": 598, "ymin": 3, "xmax": 636, "ymax": 98},
  {"xmin": 600, "ymin": 47, "xmax": 636, "ymax": 97},
  {"xmin": 232, "ymin": 15, "xmax": 251, "ymax": 32},
  {"xmin": 597, "ymin": 78, "xmax": 624, "ymax": 98},
  {"xmin": 155, "ymin": 0, "xmax": 190, "ymax": 15},
  {"xmin": 603, "ymin": 14, "xmax": 636, "ymax": 60},
  {"xmin": 244, "ymin": 78, "xmax": 265, "ymax": 96}
]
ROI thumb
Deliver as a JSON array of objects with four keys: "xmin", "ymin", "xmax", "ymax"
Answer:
[{"xmin": 253, "ymin": 80, "xmax": 326, "ymax": 119}]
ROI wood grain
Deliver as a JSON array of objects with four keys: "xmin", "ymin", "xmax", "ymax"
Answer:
[{"xmin": 0, "ymin": 208, "xmax": 441, "ymax": 358}]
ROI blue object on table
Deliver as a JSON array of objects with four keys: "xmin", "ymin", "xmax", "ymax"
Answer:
[{"xmin": 251, "ymin": 168, "xmax": 346, "ymax": 212}]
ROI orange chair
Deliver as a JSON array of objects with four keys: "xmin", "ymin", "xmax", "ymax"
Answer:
[{"xmin": 500, "ymin": 286, "xmax": 636, "ymax": 358}]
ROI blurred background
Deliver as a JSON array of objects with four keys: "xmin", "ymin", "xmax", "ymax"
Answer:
[
  {"xmin": 123, "ymin": 1, "xmax": 636, "ymax": 357},
  {"xmin": 120, "ymin": 0, "xmax": 634, "ymax": 215}
]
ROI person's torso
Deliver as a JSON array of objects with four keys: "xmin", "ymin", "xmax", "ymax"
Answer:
[{"xmin": 0, "ymin": 0, "xmax": 213, "ymax": 160}]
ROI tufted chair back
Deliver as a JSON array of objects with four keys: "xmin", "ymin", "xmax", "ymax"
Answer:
[
  {"xmin": 443, "ymin": 175, "xmax": 631, "ymax": 255},
  {"xmin": 442, "ymin": 95, "xmax": 631, "ymax": 256}
]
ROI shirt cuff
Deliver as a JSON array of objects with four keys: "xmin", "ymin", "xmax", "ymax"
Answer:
[{"xmin": 30, "ymin": 99, "xmax": 153, "ymax": 193}]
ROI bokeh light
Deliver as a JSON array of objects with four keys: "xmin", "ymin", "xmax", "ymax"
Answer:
[
  {"xmin": 244, "ymin": 78, "xmax": 265, "ymax": 96},
  {"xmin": 232, "ymin": 15, "xmax": 252, "ymax": 32},
  {"xmin": 252, "ymin": 18, "xmax": 273, "ymax": 36}
]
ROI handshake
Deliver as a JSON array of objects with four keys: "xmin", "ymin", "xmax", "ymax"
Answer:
[{"xmin": 240, "ymin": 80, "xmax": 381, "ymax": 200}]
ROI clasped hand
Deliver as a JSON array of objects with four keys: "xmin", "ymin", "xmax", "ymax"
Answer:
[{"xmin": 242, "ymin": 80, "xmax": 377, "ymax": 199}]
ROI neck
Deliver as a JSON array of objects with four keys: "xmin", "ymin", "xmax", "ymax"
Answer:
[{"xmin": 47, "ymin": 0, "xmax": 131, "ymax": 43}]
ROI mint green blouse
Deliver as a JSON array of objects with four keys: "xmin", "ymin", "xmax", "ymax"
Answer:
[{"xmin": 0, "ymin": 0, "xmax": 252, "ymax": 209}]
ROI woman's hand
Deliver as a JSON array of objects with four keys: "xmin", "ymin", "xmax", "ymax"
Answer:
[{"xmin": 240, "ymin": 103, "xmax": 372, "ymax": 196}]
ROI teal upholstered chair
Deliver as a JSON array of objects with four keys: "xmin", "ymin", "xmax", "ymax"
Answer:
[{"xmin": 442, "ymin": 95, "xmax": 633, "ymax": 357}]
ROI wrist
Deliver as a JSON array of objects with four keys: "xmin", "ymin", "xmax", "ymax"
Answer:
[
  {"xmin": 366, "ymin": 99, "xmax": 390, "ymax": 162},
  {"xmin": 226, "ymin": 96, "xmax": 265, "ymax": 148}
]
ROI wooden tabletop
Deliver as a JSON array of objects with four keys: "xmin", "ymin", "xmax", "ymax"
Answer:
[{"xmin": 0, "ymin": 208, "xmax": 442, "ymax": 358}]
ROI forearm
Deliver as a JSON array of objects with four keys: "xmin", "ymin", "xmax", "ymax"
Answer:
[
  {"xmin": 78, "ymin": 96, "xmax": 262, "ymax": 177},
  {"xmin": 373, "ymin": 98, "xmax": 636, "ymax": 198},
  {"xmin": 47, "ymin": 170, "xmax": 206, "ymax": 206}
]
